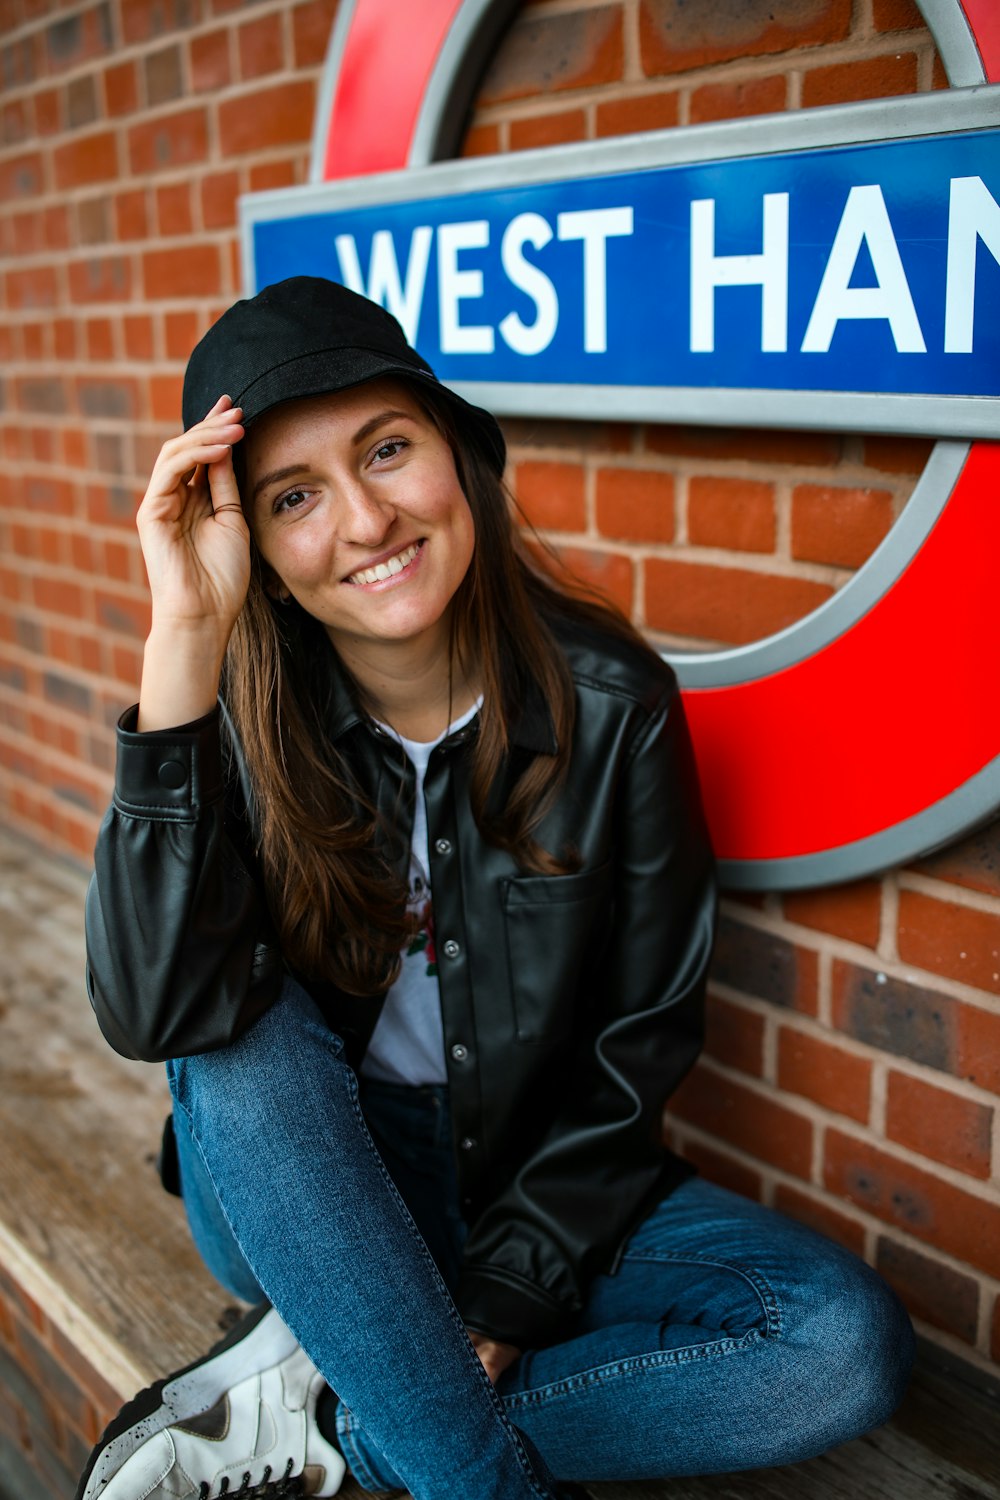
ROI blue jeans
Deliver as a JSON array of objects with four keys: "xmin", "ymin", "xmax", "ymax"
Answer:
[{"xmin": 167, "ymin": 979, "xmax": 914, "ymax": 1496}]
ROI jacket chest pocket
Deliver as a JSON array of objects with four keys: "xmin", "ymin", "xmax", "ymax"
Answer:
[{"xmin": 501, "ymin": 862, "xmax": 612, "ymax": 1043}]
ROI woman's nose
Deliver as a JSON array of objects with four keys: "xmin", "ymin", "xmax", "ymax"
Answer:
[{"xmin": 339, "ymin": 480, "xmax": 396, "ymax": 545}]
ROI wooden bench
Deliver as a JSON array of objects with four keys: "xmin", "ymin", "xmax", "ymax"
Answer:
[{"xmin": 0, "ymin": 825, "xmax": 997, "ymax": 1499}]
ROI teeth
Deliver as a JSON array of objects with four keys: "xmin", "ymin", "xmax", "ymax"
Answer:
[{"xmin": 348, "ymin": 543, "xmax": 419, "ymax": 586}]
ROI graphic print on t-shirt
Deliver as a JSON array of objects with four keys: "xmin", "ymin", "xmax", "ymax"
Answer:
[{"xmin": 405, "ymin": 856, "xmax": 437, "ymax": 976}]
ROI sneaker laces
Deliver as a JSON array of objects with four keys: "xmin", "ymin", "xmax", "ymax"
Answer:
[{"xmin": 197, "ymin": 1459, "xmax": 306, "ymax": 1498}]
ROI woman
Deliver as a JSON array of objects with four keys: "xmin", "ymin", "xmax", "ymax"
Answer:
[{"xmin": 80, "ymin": 278, "xmax": 913, "ymax": 1500}]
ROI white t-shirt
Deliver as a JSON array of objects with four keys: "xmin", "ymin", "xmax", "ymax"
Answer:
[{"xmin": 359, "ymin": 698, "xmax": 482, "ymax": 1086}]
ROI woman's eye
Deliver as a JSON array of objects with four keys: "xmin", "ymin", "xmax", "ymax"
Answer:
[
  {"xmin": 370, "ymin": 438, "xmax": 407, "ymax": 464},
  {"xmin": 274, "ymin": 488, "xmax": 311, "ymax": 514}
]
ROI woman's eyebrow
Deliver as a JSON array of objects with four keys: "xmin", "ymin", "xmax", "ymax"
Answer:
[
  {"xmin": 251, "ymin": 463, "xmax": 310, "ymax": 506},
  {"xmin": 351, "ymin": 409, "xmax": 413, "ymax": 445}
]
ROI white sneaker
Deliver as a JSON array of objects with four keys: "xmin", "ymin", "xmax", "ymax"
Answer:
[{"xmin": 75, "ymin": 1305, "xmax": 345, "ymax": 1499}]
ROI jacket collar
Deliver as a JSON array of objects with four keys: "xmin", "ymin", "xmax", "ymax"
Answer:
[{"xmin": 324, "ymin": 645, "xmax": 557, "ymax": 756}]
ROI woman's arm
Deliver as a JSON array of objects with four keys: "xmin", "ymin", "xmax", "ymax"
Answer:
[
  {"xmin": 85, "ymin": 401, "xmax": 282, "ymax": 1062},
  {"xmin": 457, "ymin": 682, "xmax": 717, "ymax": 1350}
]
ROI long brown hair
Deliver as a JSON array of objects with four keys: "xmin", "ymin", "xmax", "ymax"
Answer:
[{"xmin": 223, "ymin": 384, "xmax": 646, "ymax": 995}]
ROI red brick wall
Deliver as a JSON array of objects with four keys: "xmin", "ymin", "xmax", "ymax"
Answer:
[{"xmin": 1, "ymin": 0, "xmax": 998, "ymax": 1377}]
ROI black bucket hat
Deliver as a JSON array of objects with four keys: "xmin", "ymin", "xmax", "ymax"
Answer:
[{"xmin": 182, "ymin": 275, "xmax": 506, "ymax": 476}]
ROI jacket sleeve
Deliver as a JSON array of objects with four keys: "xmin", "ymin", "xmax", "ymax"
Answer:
[
  {"xmin": 456, "ymin": 683, "xmax": 717, "ymax": 1349},
  {"xmin": 85, "ymin": 706, "xmax": 282, "ymax": 1062}
]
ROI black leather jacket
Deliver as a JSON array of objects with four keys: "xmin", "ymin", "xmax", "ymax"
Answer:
[{"xmin": 85, "ymin": 614, "xmax": 716, "ymax": 1350}]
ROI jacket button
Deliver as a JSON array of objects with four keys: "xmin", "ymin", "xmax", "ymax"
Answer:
[
  {"xmin": 459, "ymin": 1137, "xmax": 477, "ymax": 1151},
  {"xmin": 157, "ymin": 760, "xmax": 187, "ymax": 789},
  {"xmin": 442, "ymin": 939, "xmax": 460, "ymax": 959},
  {"xmin": 435, "ymin": 838, "xmax": 452, "ymax": 855},
  {"xmin": 450, "ymin": 1043, "xmax": 468, "ymax": 1062}
]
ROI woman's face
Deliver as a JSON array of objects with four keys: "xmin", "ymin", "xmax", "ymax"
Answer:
[{"xmin": 243, "ymin": 379, "xmax": 475, "ymax": 659}]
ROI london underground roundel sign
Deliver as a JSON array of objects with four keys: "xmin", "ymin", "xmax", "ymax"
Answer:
[{"xmin": 240, "ymin": 0, "xmax": 1000, "ymax": 890}]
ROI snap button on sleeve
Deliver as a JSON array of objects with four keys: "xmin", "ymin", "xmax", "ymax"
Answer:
[
  {"xmin": 459, "ymin": 1137, "xmax": 477, "ymax": 1151},
  {"xmin": 435, "ymin": 838, "xmax": 452, "ymax": 855},
  {"xmin": 157, "ymin": 760, "xmax": 188, "ymax": 790},
  {"xmin": 442, "ymin": 939, "xmax": 461, "ymax": 959},
  {"xmin": 450, "ymin": 1043, "xmax": 468, "ymax": 1062}
]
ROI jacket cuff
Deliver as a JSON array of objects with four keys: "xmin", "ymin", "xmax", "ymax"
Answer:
[
  {"xmin": 114, "ymin": 704, "xmax": 224, "ymax": 817},
  {"xmin": 456, "ymin": 1267, "xmax": 576, "ymax": 1351}
]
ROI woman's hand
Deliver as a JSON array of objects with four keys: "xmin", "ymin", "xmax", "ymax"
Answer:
[
  {"xmin": 138, "ymin": 395, "xmax": 250, "ymax": 635},
  {"xmin": 467, "ymin": 1330, "xmax": 522, "ymax": 1385},
  {"xmin": 136, "ymin": 396, "xmax": 252, "ymax": 730}
]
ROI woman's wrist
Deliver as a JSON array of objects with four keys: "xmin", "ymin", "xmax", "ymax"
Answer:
[{"xmin": 137, "ymin": 622, "xmax": 231, "ymax": 732}]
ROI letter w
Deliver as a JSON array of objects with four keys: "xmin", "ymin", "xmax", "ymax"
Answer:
[{"xmin": 335, "ymin": 227, "xmax": 433, "ymax": 345}]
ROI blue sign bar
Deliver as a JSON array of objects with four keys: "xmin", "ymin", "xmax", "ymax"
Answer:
[{"xmin": 244, "ymin": 119, "xmax": 1000, "ymax": 435}]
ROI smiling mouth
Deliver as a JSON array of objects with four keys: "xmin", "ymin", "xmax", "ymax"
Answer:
[{"xmin": 345, "ymin": 541, "xmax": 423, "ymax": 587}]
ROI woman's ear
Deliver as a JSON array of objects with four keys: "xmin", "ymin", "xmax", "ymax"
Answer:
[{"xmin": 261, "ymin": 565, "xmax": 291, "ymax": 605}]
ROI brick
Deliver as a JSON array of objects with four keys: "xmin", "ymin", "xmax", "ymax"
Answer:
[
  {"xmin": 791, "ymin": 484, "xmax": 894, "ymax": 568},
  {"xmin": 712, "ymin": 913, "xmax": 819, "ymax": 1013},
  {"xmin": 33, "ymin": 85, "xmax": 61, "ymax": 135},
  {"xmin": 688, "ymin": 476, "xmax": 775, "ymax": 553},
  {"xmin": 955, "ymin": 1003, "xmax": 1000, "ymax": 1095},
  {"xmin": 156, "ymin": 181, "xmax": 193, "ymax": 237},
  {"xmin": 591, "ymin": 468, "xmax": 671, "ymax": 544},
  {"xmin": 862, "ymin": 435, "xmax": 934, "ymax": 474},
  {"xmin": 898, "ymin": 889, "xmax": 1000, "ymax": 996},
  {"xmin": 67, "ymin": 74, "xmax": 98, "ymax": 129},
  {"xmin": 103, "ymin": 58, "xmax": 138, "ymax": 116},
  {"xmin": 645, "ymin": 424, "xmax": 840, "ymax": 467},
  {"xmin": 149, "ymin": 372, "xmax": 183, "ymax": 422},
  {"xmin": 824, "ymin": 1128, "xmax": 1000, "ymax": 1276},
  {"xmin": 1, "ymin": 98, "xmax": 30, "ymax": 147},
  {"xmin": 86, "ymin": 317, "xmax": 115, "ymax": 361},
  {"xmin": 994, "ymin": 1295, "xmax": 1000, "ymax": 1362},
  {"xmin": 247, "ymin": 159, "xmax": 297, "ymax": 192},
  {"xmin": 644, "ymin": 558, "xmax": 833, "ymax": 646},
  {"xmin": 916, "ymin": 820, "xmax": 1000, "ymax": 900},
  {"xmin": 77, "ymin": 195, "xmax": 111, "ymax": 245},
  {"xmin": 53, "ymin": 129, "xmax": 117, "ymax": 188},
  {"xmin": 556, "ymin": 545, "xmax": 633, "ymax": 615},
  {"xmin": 5, "ymin": 266, "xmax": 59, "ymax": 310},
  {"xmin": 886, "ymin": 1071, "xmax": 992, "ymax": 1179},
  {"xmin": 190, "ymin": 28, "xmax": 231, "ymax": 92},
  {"xmin": 142, "ymin": 244, "xmax": 220, "ymax": 299},
  {"xmin": 68, "ymin": 255, "xmax": 131, "ymax": 304},
  {"xmin": 515, "ymin": 461, "xmax": 585, "ymax": 532},
  {"xmin": 802, "ymin": 52, "xmax": 919, "ymax": 109},
  {"xmin": 479, "ymin": 5, "xmax": 623, "ymax": 105},
  {"xmin": 669, "ymin": 1063, "xmax": 814, "ymax": 1178},
  {"xmin": 22, "ymin": 322, "xmax": 45, "ymax": 361},
  {"xmin": 674, "ymin": 1136, "xmax": 762, "ymax": 1201},
  {"xmin": 777, "ymin": 1027, "xmax": 871, "ymax": 1122},
  {"xmin": 690, "ymin": 74, "xmax": 787, "ymax": 124},
  {"xmin": 164, "ymin": 309, "xmax": 201, "ymax": 361},
  {"xmin": 201, "ymin": 169, "xmax": 239, "ymax": 231},
  {"xmin": 0, "ymin": 152, "xmax": 44, "ymax": 201},
  {"xmin": 596, "ymin": 90, "xmax": 680, "ymax": 137},
  {"xmin": 121, "ymin": 0, "xmax": 196, "ymax": 43},
  {"xmin": 876, "ymin": 1237, "xmax": 977, "ymax": 1344},
  {"xmin": 77, "ymin": 377, "xmax": 140, "ymax": 420},
  {"xmin": 510, "ymin": 109, "xmax": 587, "ymax": 151},
  {"xmin": 291, "ymin": 0, "xmax": 337, "ymax": 66},
  {"xmin": 773, "ymin": 1184, "xmax": 866, "ymax": 1255},
  {"xmin": 115, "ymin": 188, "xmax": 150, "ymax": 241},
  {"xmin": 24, "ymin": 477, "xmax": 73, "ymax": 513},
  {"xmin": 96, "ymin": 588, "xmax": 150, "ymax": 638},
  {"xmin": 129, "ymin": 107, "xmax": 209, "ymax": 173},
  {"xmin": 145, "ymin": 43, "xmax": 183, "ymax": 105},
  {"xmin": 123, "ymin": 313, "xmax": 155, "ymax": 360},
  {"xmin": 218, "ymin": 80, "xmax": 315, "ymax": 155},
  {"xmin": 832, "ymin": 959, "xmax": 956, "ymax": 1072},
  {"xmin": 872, "ymin": 0, "xmax": 925, "ymax": 30},
  {"xmin": 461, "ymin": 123, "xmax": 501, "ymax": 158},
  {"xmin": 239, "ymin": 12, "xmax": 285, "ymax": 78},
  {"xmin": 502, "ymin": 416, "xmax": 632, "ymax": 456},
  {"xmin": 703, "ymin": 990, "xmax": 764, "ymax": 1075},
  {"xmin": 782, "ymin": 879, "xmax": 882, "ymax": 947},
  {"xmin": 639, "ymin": 0, "xmax": 851, "ymax": 76}
]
